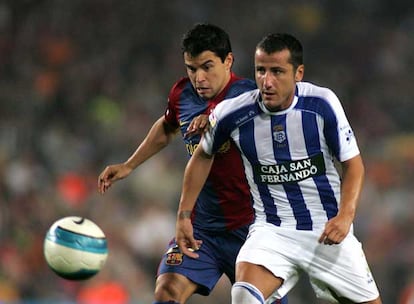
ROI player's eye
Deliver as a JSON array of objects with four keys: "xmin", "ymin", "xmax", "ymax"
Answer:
[
  {"xmin": 203, "ymin": 64, "xmax": 213, "ymax": 71},
  {"xmin": 256, "ymin": 67, "xmax": 265, "ymax": 74},
  {"xmin": 186, "ymin": 66, "xmax": 196, "ymax": 73},
  {"xmin": 271, "ymin": 68, "xmax": 284, "ymax": 75}
]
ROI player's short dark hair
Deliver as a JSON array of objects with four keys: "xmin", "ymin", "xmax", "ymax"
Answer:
[
  {"xmin": 181, "ymin": 23, "xmax": 232, "ymax": 63},
  {"xmin": 256, "ymin": 33, "xmax": 303, "ymax": 70}
]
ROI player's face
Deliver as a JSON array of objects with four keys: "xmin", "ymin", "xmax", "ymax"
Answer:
[
  {"xmin": 184, "ymin": 50, "xmax": 233, "ymax": 100},
  {"xmin": 255, "ymin": 48, "xmax": 304, "ymax": 111}
]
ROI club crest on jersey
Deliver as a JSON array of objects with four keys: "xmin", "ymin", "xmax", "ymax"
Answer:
[
  {"xmin": 273, "ymin": 125, "xmax": 286, "ymax": 143},
  {"xmin": 165, "ymin": 246, "xmax": 183, "ymax": 266}
]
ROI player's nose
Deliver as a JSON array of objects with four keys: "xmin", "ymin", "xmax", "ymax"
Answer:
[
  {"xmin": 195, "ymin": 70, "xmax": 207, "ymax": 83},
  {"xmin": 262, "ymin": 72, "xmax": 274, "ymax": 88}
]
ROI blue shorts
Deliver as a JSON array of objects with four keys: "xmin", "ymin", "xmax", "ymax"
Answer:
[{"xmin": 156, "ymin": 226, "xmax": 249, "ymax": 296}]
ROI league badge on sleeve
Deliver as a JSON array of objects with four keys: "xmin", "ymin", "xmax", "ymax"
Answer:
[
  {"xmin": 342, "ymin": 126, "xmax": 355, "ymax": 143},
  {"xmin": 209, "ymin": 111, "xmax": 217, "ymax": 128}
]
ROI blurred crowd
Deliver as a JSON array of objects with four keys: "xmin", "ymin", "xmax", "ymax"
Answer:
[{"xmin": 0, "ymin": 0, "xmax": 413, "ymax": 303}]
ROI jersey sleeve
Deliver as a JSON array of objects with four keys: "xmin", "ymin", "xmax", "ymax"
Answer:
[
  {"xmin": 201, "ymin": 113, "xmax": 216, "ymax": 155},
  {"xmin": 323, "ymin": 89, "xmax": 360, "ymax": 162},
  {"xmin": 164, "ymin": 79, "xmax": 185, "ymax": 129},
  {"xmin": 202, "ymin": 89, "xmax": 259, "ymax": 156},
  {"xmin": 201, "ymin": 104, "xmax": 231, "ymax": 156}
]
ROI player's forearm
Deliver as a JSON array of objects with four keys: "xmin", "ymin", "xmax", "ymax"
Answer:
[
  {"xmin": 125, "ymin": 116, "xmax": 176, "ymax": 170},
  {"xmin": 178, "ymin": 146, "xmax": 214, "ymax": 216},
  {"xmin": 338, "ymin": 155, "xmax": 365, "ymax": 221}
]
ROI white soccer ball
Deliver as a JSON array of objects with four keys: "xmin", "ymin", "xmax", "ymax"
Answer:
[{"xmin": 44, "ymin": 216, "xmax": 108, "ymax": 280}]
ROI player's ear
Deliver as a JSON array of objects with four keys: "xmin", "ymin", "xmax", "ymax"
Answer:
[
  {"xmin": 294, "ymin": 64, "xmax": 305, "ymax": 81},
  {"xmin": 225, "ymin": 52, "xmax": 234, "ymax": 70}
]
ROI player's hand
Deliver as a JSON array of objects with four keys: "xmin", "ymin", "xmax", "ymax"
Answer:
[
  {"xmin": 185, "ymin": 115, "xmax": 209, "ymax": 138},
  {"xmin": 176, "ymin": 214, "xmax": 202, "ymax": 258},
  {"xmin": 318, "ymin": 213, "xmax": 353, "ymax": 245},
  {"xmin": 98, "ymin": 163, "xmax": 132, "ymax": 194}
]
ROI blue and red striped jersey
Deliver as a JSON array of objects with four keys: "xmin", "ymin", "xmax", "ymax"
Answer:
[{"xmin": 164, "ymin": 73, "xmax": 256, "ymax": 231}]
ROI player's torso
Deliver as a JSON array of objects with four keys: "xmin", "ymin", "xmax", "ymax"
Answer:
[
  {"xmin": 237, "ymin": 106, "xmax": 341, "ymax": 230},
  {"xmin": 170, "ymin": 76, "xmax": 257, "ymax": 231},
  {"xmin": 214, "ymin": 84, "xmax": 349, "ymax": 231}
]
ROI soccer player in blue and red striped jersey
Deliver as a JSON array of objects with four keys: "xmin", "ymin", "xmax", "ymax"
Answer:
[
  {"xmin": 175, "ymin": 33, "xmax": 382, "ymax": 303},
  {"xmin": 98, "ymin": 24, "xmax": 287, "ymax": 304}
]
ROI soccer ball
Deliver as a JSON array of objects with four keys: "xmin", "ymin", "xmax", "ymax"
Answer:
[{"xmin": 44, "ymin": 216, "xmax": 108, "ymax": 280}]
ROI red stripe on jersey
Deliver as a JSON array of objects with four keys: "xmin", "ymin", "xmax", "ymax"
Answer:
[{"xmin": 209, "ymin": 141, "xmax": 254, "ymax": 230}]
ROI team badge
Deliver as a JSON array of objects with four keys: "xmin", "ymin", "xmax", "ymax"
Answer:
[
  {"xmin": 165, "ymin": 246, "xmax": 183, "ymax": 266},
  {"xmin": 273, "ymin": 125, "xmax": 286, "ymax": 143}
]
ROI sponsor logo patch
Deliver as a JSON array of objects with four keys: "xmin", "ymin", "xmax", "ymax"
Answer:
[{"xmin": 253, "ymin": 153, "xmax": 326, "ymax": 184}]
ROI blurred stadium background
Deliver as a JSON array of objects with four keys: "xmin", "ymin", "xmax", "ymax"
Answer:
[{"xmin": 0, "ymin": 0, "xmax": 413, "ymax": 303}]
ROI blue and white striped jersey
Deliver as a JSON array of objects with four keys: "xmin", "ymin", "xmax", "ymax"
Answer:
[{"xmin": 202, "ymin": 81, "xmax": 360, "ymax": 231}]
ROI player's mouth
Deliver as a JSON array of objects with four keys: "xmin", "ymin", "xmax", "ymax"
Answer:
[
  {"xmin": 261, "ymin": 91, "xmax": 275, "ymax": 99},
  {"xmin": 196, "ymin": 87, "xmax": 210, "ymax": 95}
]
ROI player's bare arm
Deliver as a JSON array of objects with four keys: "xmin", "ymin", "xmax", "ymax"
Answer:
[
  {"xmin": 98, "ymin": 116, "xmax": 178, "ymax": 194},
  {"xmin": 176, "ymin": 144, "xmax": 214, "ymax": 258},
  {"xmin": 319, "ymin": 155, "xmax": 364, "ymax": 245}
]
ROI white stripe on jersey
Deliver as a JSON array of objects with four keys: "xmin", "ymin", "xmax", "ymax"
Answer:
[
  {"xmin": 285, "ymin": 110, "xmax": 329, "ymax": 227},
  {"xmin": 202, "ymin": 82, "xmax": 360, "ymax": 231}
]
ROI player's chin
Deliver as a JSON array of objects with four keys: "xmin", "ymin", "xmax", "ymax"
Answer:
[{"xmin": 263, "ymin": 100, "xmax": 283, "ymax": 112}]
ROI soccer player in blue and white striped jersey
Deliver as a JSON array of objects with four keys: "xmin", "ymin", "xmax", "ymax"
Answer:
[{"xmin": 176, "ymin": 33, "xmax": 382, "ymax": 304}]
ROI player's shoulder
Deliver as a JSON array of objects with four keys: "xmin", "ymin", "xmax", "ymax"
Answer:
[
  {"xmin": 215, "ymin": 88, "xmax": 260, "ymax": 118},
  {"xmin": 297, "ymin": 81, "xmax": 337, "ymax": 100},
  {"xmin": 229, "ymin": 76, "xmax": 257, "ymax": 89},
  {"xmin": 171, "ymin": 77, "xmax": 190, "ymax": 89},
  {"xmin": 226, "ymin": 76, "xmax": 257, "ymax": 98},
  {"xmin": 296, "ymin": 81, "xmax": 344, "ymax": 115},
  {"xmin": 168, "ymin": 77, "xmax": 193, "ymax": 103}
]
